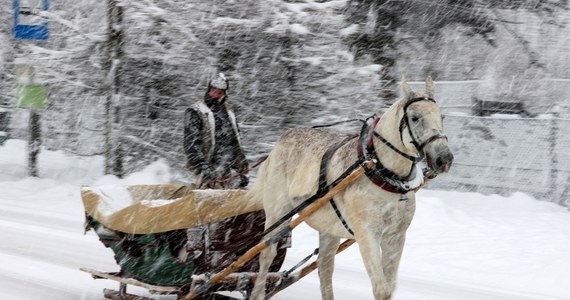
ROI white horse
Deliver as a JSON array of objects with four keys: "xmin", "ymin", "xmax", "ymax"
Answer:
[{"xmin": 248, "ymin": 77, "xmax": 453, "ymax": 300}]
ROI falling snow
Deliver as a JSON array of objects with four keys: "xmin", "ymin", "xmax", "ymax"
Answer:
[{"xmin": 2, "ymin": 1, "xmax": 570, "ymax": 299}]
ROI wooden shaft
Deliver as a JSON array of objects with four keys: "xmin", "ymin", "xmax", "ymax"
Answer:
[
  {"xmin": 181, "ymin": 160, "xmax": 375, "ymax": 300},
  {"xmin": 288, "ymin": 161, "xmax": 369, "ymax": 229},
  {"xmin": 298, "ymin": 239, "xmax": 356, "ymax": 279},
  {"xmin": 267, "ymin": 239, "xmax": 356, "ymax": 298}
]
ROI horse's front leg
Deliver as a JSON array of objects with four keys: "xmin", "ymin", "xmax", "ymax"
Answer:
[
  {"xmin": 381, "ymin": 232, "xmax": 407, "ymax": 294},
  {"xmin": 318, "ymin": 233, "xmax": 341, "ymax": 300},
  {"xmin": 357, "ymin": 232, "xmax": 393, "ymax": 300}
]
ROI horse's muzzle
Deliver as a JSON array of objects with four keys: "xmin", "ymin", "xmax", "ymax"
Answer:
[{"xmin": 433, "ymin": 150, "xmax": 454, "ymax": 174}]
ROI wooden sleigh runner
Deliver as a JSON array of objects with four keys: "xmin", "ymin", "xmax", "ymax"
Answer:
[{"xmin": 80, "ymin": 161, "xmax": 372, "ymax": 300}]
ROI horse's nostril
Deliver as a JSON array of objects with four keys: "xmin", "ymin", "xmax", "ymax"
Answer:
[
  {"xmin": 436, "ymin": 157, "xmax": 444, "ymax": 167},
  {"xmin": 435, "ymin": 152, "xmax": 453, "ymax": 171}
]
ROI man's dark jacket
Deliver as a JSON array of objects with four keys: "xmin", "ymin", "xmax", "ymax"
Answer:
[{"xmin": 183, "ymin": 95, "xmax": 248, "ymax": 185}]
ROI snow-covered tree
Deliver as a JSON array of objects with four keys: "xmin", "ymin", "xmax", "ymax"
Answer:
[{"xmin": 1, "ymin": 0, "xmax": 568, "ymax": 178}]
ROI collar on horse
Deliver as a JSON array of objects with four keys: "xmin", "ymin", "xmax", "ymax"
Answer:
[
  {"xmin": 356, "ymin": 96, "xmax": 447, "ymax": 194},
  {"xmin": 356, "ymin": 115, "xmax": 422, "ymax": 197}
]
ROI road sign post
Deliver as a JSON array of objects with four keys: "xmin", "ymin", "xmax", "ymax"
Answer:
[
  {"xmin": 15, "ymin": 64, "xmax": 46, "ymax": 177},
  {"xmin": 13, "ymin": 0, "xmax": 49, "ymax": 40},
  {"xmin": 13, "ymin": 0, "xmax": 49, "ymax": 176}
]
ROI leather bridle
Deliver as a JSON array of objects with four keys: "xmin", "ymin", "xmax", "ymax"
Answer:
[{"xmin": 398, "ymin": 96, "xmax": 448, "ymax": 154}]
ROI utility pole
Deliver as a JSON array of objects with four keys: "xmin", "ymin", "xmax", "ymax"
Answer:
[
  {"xmin": 104, "ymin": 0, "xmax": 124, "ymax": 177},
  {"xmin": 28, "ymin": 104, "xmax": 41, "ymax": 177}
]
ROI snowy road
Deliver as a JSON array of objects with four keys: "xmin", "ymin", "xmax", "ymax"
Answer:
[
  {"xmin": 1, "ymin": 206, "xmax": 567, "ymax": 300},
  {"xmin": 396, "ymin": 276, "xmax": 569, "ymax": 300}
]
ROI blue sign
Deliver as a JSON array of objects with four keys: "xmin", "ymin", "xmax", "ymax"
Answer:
[{"xmin": 13, "ymin": 0, "xmax": 49, "ymax": 40}]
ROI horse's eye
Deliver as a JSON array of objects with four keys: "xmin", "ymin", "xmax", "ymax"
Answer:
[{"xmin": 410, "ymin": 116, "xmax": 420, "ymax": 122}]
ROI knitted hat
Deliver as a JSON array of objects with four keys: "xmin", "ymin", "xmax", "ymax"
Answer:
[{"xmin": 210, "ymin": 73, "xmax": 228, "ymax": 90}]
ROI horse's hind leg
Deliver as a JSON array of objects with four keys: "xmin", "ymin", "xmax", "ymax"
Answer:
[
  {"xmin": 250, "ymin": 200, "xmax": 293, "ymax": 300},
  {"xmin": 318, "ymin": 233, "xmax": 340, "ymax": 300},
  {"xmin": 250, "ymin": 241, "xmax": 277, "ymax": 300}
]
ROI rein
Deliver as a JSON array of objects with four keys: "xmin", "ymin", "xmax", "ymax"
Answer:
[
  {"xmin": 198, "ymin": 155, "xmax": 268, "ymax": 188},
  {"xmin": 311, "ymin": 118, "xmax": 363, "ymax": 129}
]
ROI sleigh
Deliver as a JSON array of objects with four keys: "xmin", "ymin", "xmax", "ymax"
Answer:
[
  {"xmin": 81, "ymin": 171, "xmax": 366, "ymax": 300},
  {"xmin": 81, "ymin": 184, "xmax": 289, "ymax": 299},
  {"xmin": 80, "ymin": 158, "xmax": 403, "ymax": 299}
]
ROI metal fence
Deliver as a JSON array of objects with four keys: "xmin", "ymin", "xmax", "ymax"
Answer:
[{"xmin": 426, "ymin": 113, "xmax": 570, "ymax": 207}]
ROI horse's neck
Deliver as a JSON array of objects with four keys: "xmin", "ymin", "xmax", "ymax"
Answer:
[{"xmin": 374, "ymin": 105, "xmax": 417, "ymax": 177}]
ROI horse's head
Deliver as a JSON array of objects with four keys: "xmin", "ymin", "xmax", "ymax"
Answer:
[{"xmin": 397, "ymin": 76, "xmax": 454, "ymax": 176}]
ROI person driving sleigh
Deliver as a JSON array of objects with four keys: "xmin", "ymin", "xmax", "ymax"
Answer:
[{"xmin": 183, "ymin": 72, "xmax": 249, "ymax": 189}]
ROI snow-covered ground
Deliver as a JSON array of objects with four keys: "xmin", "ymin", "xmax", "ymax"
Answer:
[{"xmin": 1, "ymin": 139, "xmax": 569, "ymax": 300}]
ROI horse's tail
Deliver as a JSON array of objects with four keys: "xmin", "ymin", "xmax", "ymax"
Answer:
[{"xmin": 245, "ymin": 154, "xmax": 271, "ymax": 209}]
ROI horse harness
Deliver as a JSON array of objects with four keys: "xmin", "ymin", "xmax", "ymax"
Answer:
[
  {"xmin": 247, "ymin": 97, "xmax": 447, "ymax": 241},
  {"xmin": 318, "ymin": 96, "xmax": 447, "ymax": 236}
]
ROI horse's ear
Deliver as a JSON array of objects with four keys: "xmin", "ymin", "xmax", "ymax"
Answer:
[
  {"xmin": 426, "ymin": 76, "xmax": 435, "ymax": 98},
  {"xmin": 401, "ymin": 75, "xmax": 413, "ymax": 100}
]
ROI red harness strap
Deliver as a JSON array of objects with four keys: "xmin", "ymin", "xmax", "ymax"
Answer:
[{"xmin": 356, "ymin": 116, "xmax": 410, "ymax": 195}]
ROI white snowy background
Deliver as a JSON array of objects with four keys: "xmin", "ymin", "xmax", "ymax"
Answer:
[
  {"xmin": 2, "ymin": 1, "xmax": 570, "ymax": 299},
  {"xmin": 1, "ymin": 139, "xmax": 569, "ymax": 300}
]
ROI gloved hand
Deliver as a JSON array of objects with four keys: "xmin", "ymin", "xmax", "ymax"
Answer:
[
  {"xmin": 239, "ymin": 175, "xmax": 249, "ymax": 188},
  {"xmin": 200, "ymin": 168, "xmax": 215, "ymax": 185},
  {"xmin": 236, "ymin": 159, "xmax": 249, "ymax": 174}
]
